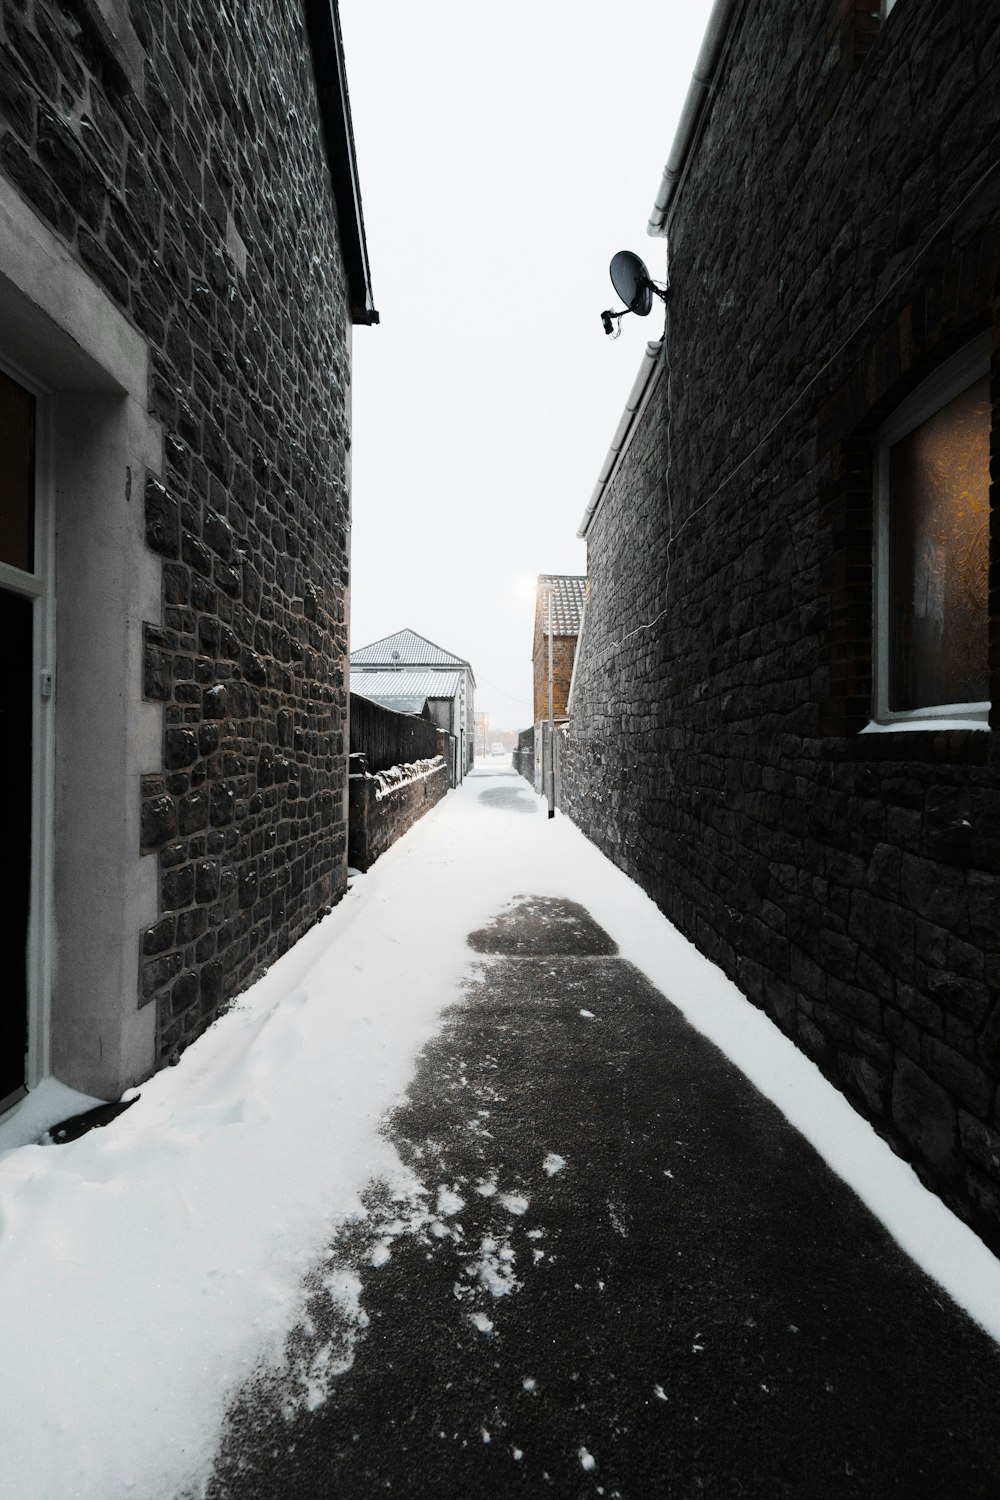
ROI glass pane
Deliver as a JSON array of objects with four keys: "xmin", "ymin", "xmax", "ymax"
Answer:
[
  {"xmin": 0, "ymin": 369, "xmax": 35, "ymax": 573},
  {"xmin": 888, "ymin": 372, "xmax": 990, "ymax": 711}
]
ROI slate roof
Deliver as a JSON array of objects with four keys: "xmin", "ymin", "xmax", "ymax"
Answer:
[
  {"xmin": 350, "ymin": 628, "xmax": 470, "ymax": 671},
  {"xmin": 537, "ymin": 575, "xmax": 587, "ymax": 636},
  {"xmin": 351, "ymin": 669, "xmax": 463, "ymax": 701},
  {"xmin": 353, "ymin": 694, "xmax": 430, "ymax": 716}
]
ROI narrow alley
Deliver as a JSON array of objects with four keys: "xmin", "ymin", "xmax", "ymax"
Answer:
[
  {"xmin": 3, "ymin": 767, "xmax": 1000, "ymax": 1500},
  {"xmin": 209, "ymin": 768, "xmax": 1000, "ymax": 1498},
  {"xmin": 205, "ymin": 771, "xmax": 1000, "ymax": 1499}
]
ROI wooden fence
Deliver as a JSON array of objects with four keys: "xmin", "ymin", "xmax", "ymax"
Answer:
[{"xmin": 349, "ymin": 693, "xmax": 440, "ymax": 774}]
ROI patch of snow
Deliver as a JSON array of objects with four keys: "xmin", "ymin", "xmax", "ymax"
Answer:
[
  {"xmin": 542, "ymin": 1152, "xmax": 566, "ymax": 1176},
  {"xmin": 469, "ymin": 1311, "xmax": 494, "ymax": 1334},
  {"xmin": 579, "ymin": 1446, "xmax": 597, "ymax": 1472},
  {"xmin": 607, "ymin": 1201, "xmax": 628, "ymax": 1237},
  {"xmin": 579, "ymin": 1009, "xmax": 596, "ymax": 1019},
  {"xmin": 436, "ymin": 1185, "xmax": 465, "ymax": 1217},
  {"xmin": 0, "ymin": 1078, "xmax": 105, "ymax": 1151},
  {"xmin": 860, "ymin": 718, "xmax": 989, "ymax": 734},
  {"xmin": 469, "ymin": 1233, "xmax": 520, "ymax": 1298},
  {"xmin": 276, "ymin": 1266, "xmax": 366, "ymax": 1420},
  {"xmin": 653, "ymin": 1384, "xmax": 668, "ymax": 1401},
  {"xmin": 500, "ymin": 1192, "xmax": 529, "ymax": 1216}
]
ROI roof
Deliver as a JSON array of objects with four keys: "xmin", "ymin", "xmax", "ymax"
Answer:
[
  {"xmin": 579, "ymin": 341, "xmax": 664, "ymax": 539},
  {"xmin": 646, "ymin": 0, "xmax": 739, "ymax": 239},
  {"xmin": 351, "ymin": 628, "xmax": 471, "ymax": 672},
  {"xmin": 354, "ymin": 693, "xmax": 431, "ymax": 715},
  {"xmin": 351, "ymin": 669, "xmax": 463, "ymax": 701},
  {"xmin": 303, "ymin": 0, "xmax": 378, "ymax": 325},
  {"xmin": 536, "ymin": 575, "xmax": 587, "ymax": 636}
]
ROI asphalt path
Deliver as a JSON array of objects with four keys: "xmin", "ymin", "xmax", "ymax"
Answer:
[{"xmin": 207, "ymin": 774, "xmax": 1000, "ymax": 1499}]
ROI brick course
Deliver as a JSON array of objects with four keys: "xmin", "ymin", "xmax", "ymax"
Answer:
[
  {"xmin": 1, "ymin": 0, "xmax": 360, "ymax": 1064},
  {"xmin": 562, "ymin": 1, "xmax": 1000, "ymax": 1251},
  {"xmin": 532, "ymin": 633, "xmax": 577, "ymax": 725}
]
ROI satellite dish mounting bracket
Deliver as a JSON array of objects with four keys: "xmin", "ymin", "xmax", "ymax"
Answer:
[{"xmin": 601, "ymin": 250, "xmax": 670, "ymax": 338}]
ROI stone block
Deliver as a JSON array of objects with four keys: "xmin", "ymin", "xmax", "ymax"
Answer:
[
  {"xmin": 164, "ymin": 728, "xmax": 199, "ymax": 770},
  {"xmin": 145, "ymin": 477, "xmax": 180, "ymax": 558},
  {"xmin": 141, "ymin": 794, "xmax": 176, "ymax": 851},
  {"xmin": 891, "ymin": 1053, "xmax": 962, "ymax": 1184}
]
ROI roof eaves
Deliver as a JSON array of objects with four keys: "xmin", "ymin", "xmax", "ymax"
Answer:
[
  {"xmin": 303, "ymin": 0, "xmax": 379, "ymax": 326},
  {"xmin": 646, "ymin": 0, "xmax": 745, "ymax": 238},
  {"xmin": 578, "ymin": 342, "xmax": 663, "ymax": 540}
]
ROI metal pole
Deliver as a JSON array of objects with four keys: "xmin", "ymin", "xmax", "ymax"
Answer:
[{"xmin": 547, "ymin": 584, "xmax": 555, "ymax": 819}]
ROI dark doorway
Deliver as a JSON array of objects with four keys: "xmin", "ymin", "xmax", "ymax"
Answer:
[{"xmin": 0, "ymin": 587, "xmax": 32, "ymax": 1104}]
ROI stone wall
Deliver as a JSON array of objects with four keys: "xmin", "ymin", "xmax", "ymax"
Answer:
[
  {"xmin": 513, "ymin": 726, "xmax": 534, "ymax": 782},
  {"xmin": 0, "ymin": 0, "xmax": 358, "ymax": 1064},
  {"xmin": 562, "ymin": 1, "xmax": 1000, "ymax": 1251},
  {"xmin": 348, "ymin": 755, "xmax": 450, "ymax": 872}
]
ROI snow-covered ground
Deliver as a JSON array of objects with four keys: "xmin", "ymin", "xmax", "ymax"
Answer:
[{"xmin": 1, "ymin": 767, "xmax": 999, "ymax": 1500}]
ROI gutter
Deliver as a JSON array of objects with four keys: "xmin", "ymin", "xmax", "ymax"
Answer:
[
  {"xmin": 304, "ymin": 0, "xmax": 379, "ymax": 325},
  {"xmin": 646, "ymin": 0, "xmax": 742, "ymax": 238},
  {"xmin": 577, "ymin": 339, "xmax": 663, "ymax": 539},
  {"xmin": 579, "ymin": 5, "xmax": 741, "ymax": 540}
]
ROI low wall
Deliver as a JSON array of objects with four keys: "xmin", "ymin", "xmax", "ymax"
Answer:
[
  {"xmin": 348, "ymin": 754, "xmax": 450, "ymax": 872},
  {"xmin": 513, "ymin": 727, "xmax": 534, "ymax": 782}
]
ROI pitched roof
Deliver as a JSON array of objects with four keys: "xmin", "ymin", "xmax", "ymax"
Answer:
[
  {"xmin": 536, "ymin": 575, "xmax": 587, "ymax": 636},
  {"xmin": 351, "ymin": 628, "xmax": 470, "ymax": 670},
  {"xmin": 353, "ymin": 693, "xmax": 430, "ymax": 716},
  {"xmin": 351, "ymin": 669, "xmax": 463, "ymax": 701}
]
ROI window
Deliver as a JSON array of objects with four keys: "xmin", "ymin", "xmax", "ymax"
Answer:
[{"xmin": 873, "ymin": 335, "xmax": 991, "ymax": 727}]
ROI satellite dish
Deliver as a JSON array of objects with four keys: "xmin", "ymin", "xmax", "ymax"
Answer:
[
  {"xmin": 600, "ymin": 251, "xmax": 669, "ymax": 337},
  {"xmin": 609, "ymin": 251, "xmax": 654, "ymax": 317}
]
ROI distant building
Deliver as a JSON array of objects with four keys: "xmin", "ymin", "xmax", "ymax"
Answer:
[
  {"xmin": 533, "ymin": 575, "xmax": 586, "ymax": 724},
  {"xmin": 351, "ymin": 630, "xmax": 475, "ymax": 780}
]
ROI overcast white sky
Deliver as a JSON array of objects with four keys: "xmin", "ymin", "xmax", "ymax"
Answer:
[{"xmin": 339, "ymin": 1, "xmax": 716, "ymax": 731}]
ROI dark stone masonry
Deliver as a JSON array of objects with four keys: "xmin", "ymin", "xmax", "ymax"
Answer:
[
  {"xmin": 347, "ymin": 754, "xmax": 450, "ymax": 873},
  {"xmin": 0, "ymin": 0, "xmax": 371, "ymax": 1066},
  {"xmin": 563, "ymin": 1, "xmax": 1000, "ymax": 1252}
]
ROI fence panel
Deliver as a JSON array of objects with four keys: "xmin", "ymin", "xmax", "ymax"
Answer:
[{"xmin": 350, "ymin": 693, "xmax": 440, "ymax": 774}]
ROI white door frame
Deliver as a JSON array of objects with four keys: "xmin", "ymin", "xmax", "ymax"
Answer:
[
  {"xmin": 0, "ymin": 355, "xmax": 55, "ymax": 1096},
  {"xmin": 0, "ymin": 178, "xmax": 163, "ymax": 1101}
]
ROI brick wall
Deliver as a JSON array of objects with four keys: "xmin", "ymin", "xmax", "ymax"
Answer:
[
  {"xmin": 1, "ymin": 0, "xmax": 358, "ymax": 1064},
  {"xmin": 532, "ymin": 627, "xmax": 577, "ymax": 724},
  {"xmin": 563, "ymin": 1, "xmax": 1000, "ymax": 1251}
]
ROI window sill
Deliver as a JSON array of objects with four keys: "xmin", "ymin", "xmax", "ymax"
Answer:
[{"xmin": 861, "ymin": 718, "xmax": 990, "ymax": 734}]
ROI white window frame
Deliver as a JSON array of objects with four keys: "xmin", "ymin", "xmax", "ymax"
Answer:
[{"xmin": 871, "ymin": 333, "xmax": 992, "ymax": 731}]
